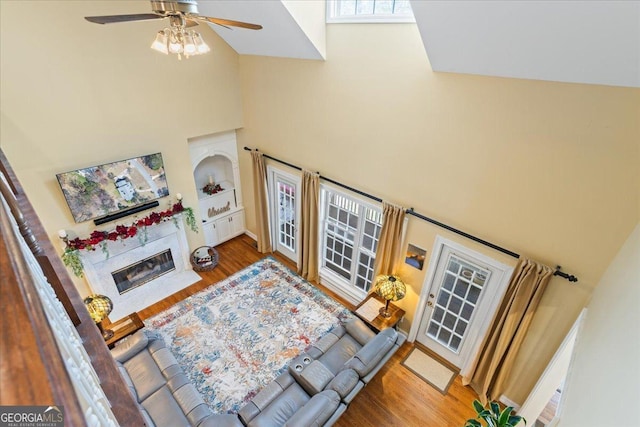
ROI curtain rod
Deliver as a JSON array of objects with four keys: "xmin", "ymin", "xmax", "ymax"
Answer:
[{"xmin": 244, "ymin": 146, "xmax": 578, "ymax": 283}]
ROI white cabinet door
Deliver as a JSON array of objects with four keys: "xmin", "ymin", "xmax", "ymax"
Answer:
[
  {"xmin": 229, "ymin": 210, "xmax": 245, "ymax": 236},
  {"xmin": 203, "ymin": 221, "xmax": 219, "ymax": 247},
  {"xmin": 214, "ymin": 215, "xmax": 232, "ymax": 243},
  {"xmin": 203, "ymin": 209, "xmax": 245, "ymax": 247}
]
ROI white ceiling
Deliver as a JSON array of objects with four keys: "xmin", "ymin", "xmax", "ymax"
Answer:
[
  {"xmin": 410, "ymin": 1, "xmax": 640, "ymax": 88},
  {"xmin": 197, "ymin": 1, "xmax": 324, "ymax": 60},
  {"xmin": 207, "ymin": 0, "xmax": 639, "ymax": 88}
]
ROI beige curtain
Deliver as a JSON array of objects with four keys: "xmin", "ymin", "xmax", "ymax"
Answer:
[
  {"xmin": 462, "ymin": 257, "xmax": 553, "ymax": 404},
  {"xmin": 298, "ymin": 170, "xmax": 319, "ymax": 281},
  {"xmin": 250, "ymin": 151, "xmax": 272, "ymax": 253},
  {"xmin": 373, "ymin": 201, "xmax": 406, "ymax": 277}
]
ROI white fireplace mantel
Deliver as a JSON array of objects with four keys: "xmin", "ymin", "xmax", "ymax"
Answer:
[{"xmin": 79, "ymin": 216, "xmax": 200, "ymax": 320}]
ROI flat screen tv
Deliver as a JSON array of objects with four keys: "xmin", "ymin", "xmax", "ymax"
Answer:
[{"xmin": 56, "ymin": 153, "xmax": 170, "ymax": 223}]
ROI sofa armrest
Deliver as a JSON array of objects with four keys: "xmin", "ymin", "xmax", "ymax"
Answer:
[
  {"xmin": 325, "ymin": 369, "xmax": 360, "ymax": 400},
  {"xmin": 344, "ymin": 318, "xmax": 376, "ymax": 346},
  {"xmin": 111, "ymin": 330, "xmax": 150, "ymax": 363},
  {"xmin": 283, "ymin": 390, "xmax": 341, "ymax": 427},
  {"xmin": 343, "ymin": 328, "xmax": 397, "ymax": 377},
  {"xmin": 296, "ymin": 361, "xmax": 335, "ymax": 396}
]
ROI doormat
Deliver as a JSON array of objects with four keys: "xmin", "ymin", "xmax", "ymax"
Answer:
[{"xmin": 401, "ymin": 347, "xmax": 457, "ymax": 395}]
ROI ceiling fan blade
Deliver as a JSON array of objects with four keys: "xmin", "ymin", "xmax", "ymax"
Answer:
[
  {"xmin": 85, "ymin": 13, "xmax": 163, "ymax": 25},
  {"xmin": 195, "ymin": 16, "xmax": 262, "ymax": 30},
  {"xmin": 186, "ymin": 19, "xmax": 199, "ymax": 28}
]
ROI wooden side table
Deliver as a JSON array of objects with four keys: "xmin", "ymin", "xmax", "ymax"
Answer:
[
  {"xmin": 353, "ymin": 293, "xmax": 405, "ymax": 333},
  {"xmin": 104, "ymin": 312, "xmax": 145, "ymax": 349}
]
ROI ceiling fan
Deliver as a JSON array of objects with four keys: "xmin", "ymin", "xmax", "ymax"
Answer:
[{"xmin": 85, "ymin": 0, "xmax": 262, "ymax": 59}]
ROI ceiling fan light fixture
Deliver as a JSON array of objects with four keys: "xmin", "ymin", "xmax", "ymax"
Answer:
[
  {"xmin": 150, "ymin": 30, "xmax": 169, "ymax": 54},
  {"xmin": 85, "ymin": 0, "xmax": 261, "ymax": 60},
  {"xmin": 193, "ymin": 32, "xmax": 210, "ymax": 54},
  {"xmin": 183, "ymin": 32, "xmax": 196, "ymax": 55},
  {"xmin": 168, "ymin": 31, "xmax": 183, "ymax": 54}
]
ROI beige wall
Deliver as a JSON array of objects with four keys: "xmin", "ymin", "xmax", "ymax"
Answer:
[
  {"xmin": 2, "ymin": 1, "xmax": 638, "ymax": 407},
  {"xmin": 237, "ymin": 23, "xmax": 639, "ymax": 402},
  {"xmin": 0, "ymin": 1, "xmax": 244, "ymax": 294},
  {"xmin": 559, "ymin": 223, "xmax": 639, "ymax": 426}
]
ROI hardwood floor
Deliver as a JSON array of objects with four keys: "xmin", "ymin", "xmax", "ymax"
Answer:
[{"xmin": 136, "ymin": 234, "xmax": 478, "ymax": 426}]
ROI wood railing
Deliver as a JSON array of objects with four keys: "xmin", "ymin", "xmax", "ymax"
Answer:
[{"xmin": 0, "ymin": 149, "xmax": 145, "ymax": 426}]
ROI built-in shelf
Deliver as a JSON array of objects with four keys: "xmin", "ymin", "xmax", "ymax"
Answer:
[{"xmin": 188, "ymin": 130, "xmax": 245, "ymax": 247}]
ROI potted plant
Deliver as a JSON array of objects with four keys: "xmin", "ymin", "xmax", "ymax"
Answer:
[{"xmin": 464, "ymin": 400, "xmax": 526, "ymax": 427}]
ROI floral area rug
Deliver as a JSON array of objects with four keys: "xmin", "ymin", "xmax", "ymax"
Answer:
[{"xmin": 146, "ymin": 256, "xmax": 353, "ymax": 414}]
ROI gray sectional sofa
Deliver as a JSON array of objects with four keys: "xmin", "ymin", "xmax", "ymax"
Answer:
[{"xmin": 112, "ymin": 317, "xmax": 406, "ymax": 427}]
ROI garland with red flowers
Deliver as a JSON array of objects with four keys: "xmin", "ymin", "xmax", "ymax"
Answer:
[{"xmin": 61, "ymin": 202, "xmax": 197, "ymax": 277}]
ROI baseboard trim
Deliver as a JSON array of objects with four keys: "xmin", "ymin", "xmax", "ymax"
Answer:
[{"xmin": 499, "ymin": 395, "xmax": 521, "ymax": 410}]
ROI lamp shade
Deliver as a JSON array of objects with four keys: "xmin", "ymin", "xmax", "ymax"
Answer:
[
  {"xmin": 83, "ymin": 294, "xmax": 113, "ymax": 324},
  {"xmin": 374, "ymin": 275, "xmax": 406, "ymax": 302}
]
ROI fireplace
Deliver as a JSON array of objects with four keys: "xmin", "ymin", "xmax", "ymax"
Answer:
[
  {"xmin": 78, "ymin": 215, "xmax": 201, "ymax": 320},
  {"xmin": 112, "ymin": 249, "xmax": 175, "ymax": 294}
]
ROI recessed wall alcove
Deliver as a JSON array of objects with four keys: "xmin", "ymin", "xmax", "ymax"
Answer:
[{"xmin": 188, "ymin": 130, "xmax": 245, "ymax": 247}]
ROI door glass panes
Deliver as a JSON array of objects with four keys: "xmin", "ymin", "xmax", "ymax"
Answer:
[
  {"xmin": 277, "ymin": 181, "xmax": 296, "ymax": 252},
  {"xmin": 427, "ymin": 254, "xmax": 491, "ymax": 353}
]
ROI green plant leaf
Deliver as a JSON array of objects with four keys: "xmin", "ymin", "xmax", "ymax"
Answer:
[
  {"xmin": 183, "ymin": 207, "xmax": 198, "ymax": 233},
  {"xmin": 473, "ymin": 400, "xmax": 485, "ymax": 414},
  {"xmin": 508, "ymin": 415, "xmax": 526, "ymax": 426},
  {"xmin": 465, "ymin": 420, "xmax": 482, "ymax": 427},
  {"xmin": 498, "ymin": 407, "xmax": 512, "ymax": 426},
  {"xmin": 62, "ymin": 249, "xmax": 84, "ymax": 278},
  {"xmin": 479, "ymin": 409, "xmax": 492, "ymax": 419},
  {"xmin": 490, "ymin": 401, "xmax": 501, "ymax": 417}
]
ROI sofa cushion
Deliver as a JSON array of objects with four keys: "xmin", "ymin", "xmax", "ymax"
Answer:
[
  {"xmin": 343, "ymin": 328, "xmax": 397, "ymax": 377},
  {"xmin": 318, "ymin": 334, "xmax": 361, "ymax": 375},
  {"xmin": 283, "ymin": 390, "xmax": 341, "ymax": 427},
  {"xmin": 142, "ymin": 385, "xmax": 192, "ymax": 427},
  {"xmin": 246, "ymin": 382, "xmax": 311, "ymax": 427},
  {"xmin": 167, "ymin": 373, "xmax": 212, "ymax": 426},
  {"xmin": 238, "ymin": 373, "xmax": 295, "ymax": 425},
  {"xmin": 198, "ymin": 414, "xmax": 245, "ymax": 427},
  {"xmin": 124, "ymin": 350, "xmax": 168, "ymax": 401}
]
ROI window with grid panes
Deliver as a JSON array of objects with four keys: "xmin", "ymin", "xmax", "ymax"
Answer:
[
  {"xmin": 321, "ymin": 189, "xmax": 382, "ymax": 293},
  {"xmin": 327, "ymin": 0, "xmax": 414, "ymax": 23}
]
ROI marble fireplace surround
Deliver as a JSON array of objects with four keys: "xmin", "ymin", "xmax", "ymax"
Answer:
[{"xmin": 79, "ymin": 216, "xmax": 201, "ymax": 320}]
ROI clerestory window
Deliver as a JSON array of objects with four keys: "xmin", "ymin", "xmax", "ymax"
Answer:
[{"xmin": 327, "ymin": 0, "xmax": 415, "ymax": 23}]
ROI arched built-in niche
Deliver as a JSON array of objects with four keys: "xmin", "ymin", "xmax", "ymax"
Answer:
[{"xmin": 188, "ymin": 130, "xmax": 245, "ymax": 247}]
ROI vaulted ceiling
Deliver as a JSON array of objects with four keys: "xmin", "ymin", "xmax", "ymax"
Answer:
[{"xmin": 201, "ymin": 0, "xmax": 639, "ymax": 88}]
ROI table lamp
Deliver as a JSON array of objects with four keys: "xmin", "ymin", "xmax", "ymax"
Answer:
[
  {"xmin": 374, "ymin": 275, "xmax": 406, "ymax": 318},
  {"xmin": 83, "ymin": 294, "xmax": 114, "ymax": 340}
]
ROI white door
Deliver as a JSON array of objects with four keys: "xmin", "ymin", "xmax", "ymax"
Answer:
[
  {"xmin": 415, "ymin": 238, "xmax": 512, "ymax": 369},
  {"xmin": 268, "ymin": 168, "xmax": 300, "ymax": 263}
]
